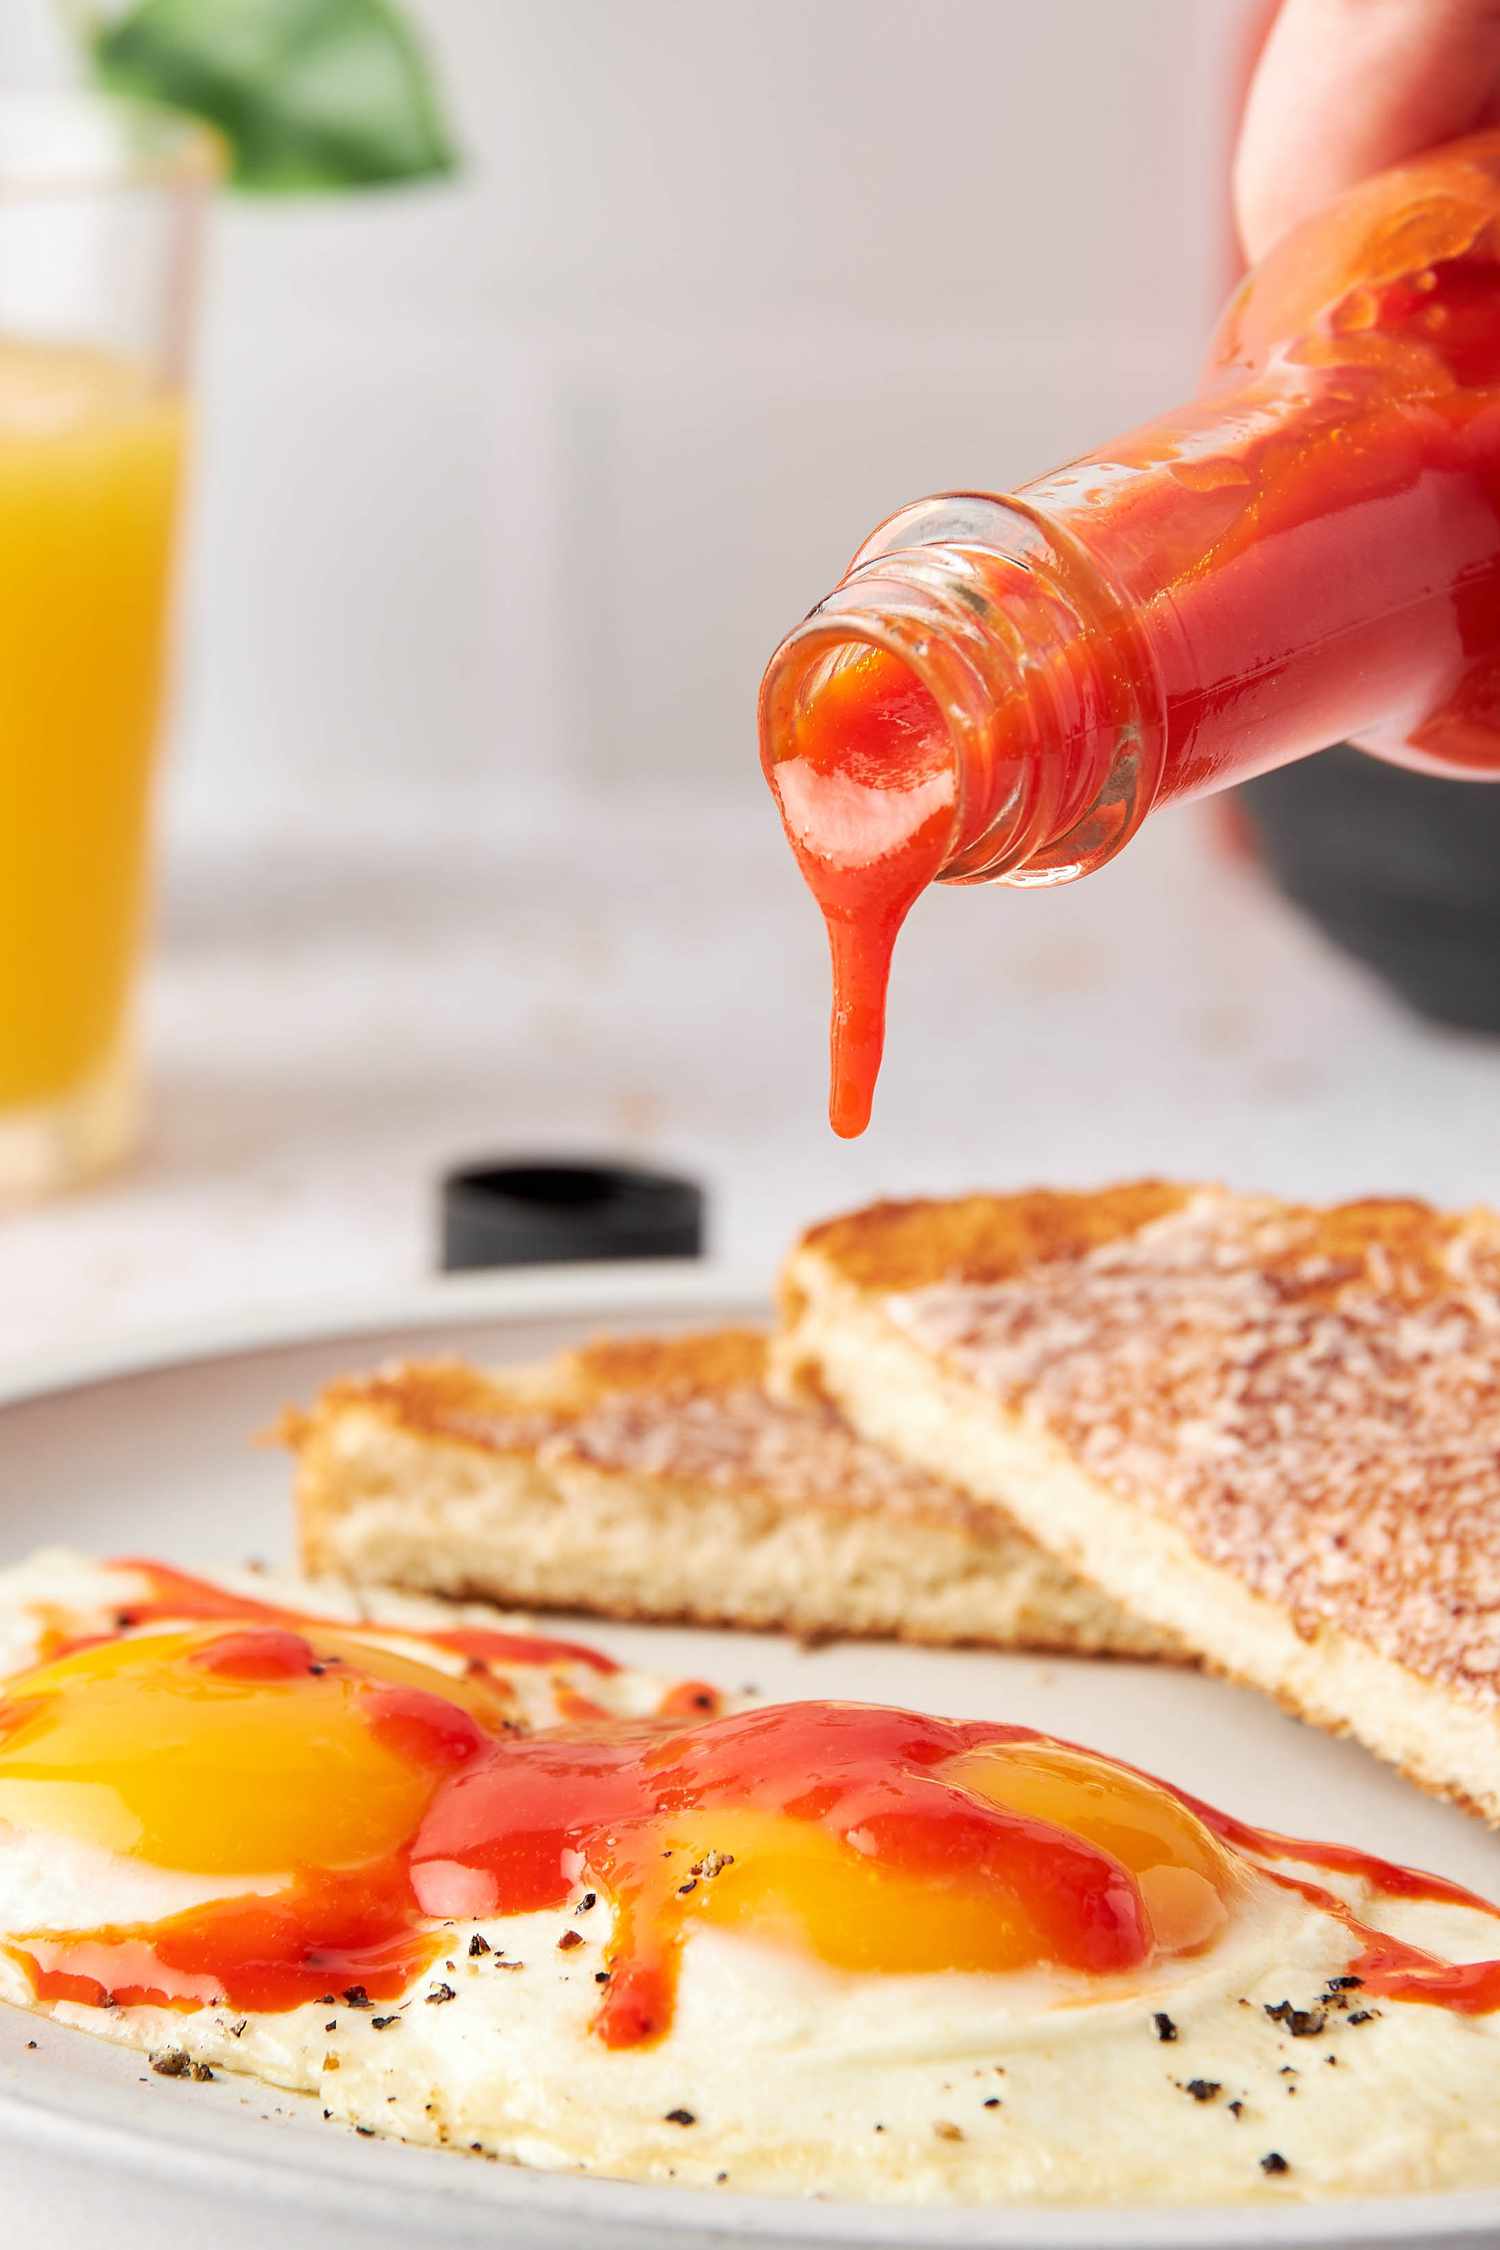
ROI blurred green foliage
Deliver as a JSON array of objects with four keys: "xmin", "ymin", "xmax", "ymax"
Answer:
[{"xmin": 90, "ymin": 0, "xmax": 457, "ymax": 191}]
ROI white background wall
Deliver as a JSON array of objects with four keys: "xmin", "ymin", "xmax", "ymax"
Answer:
[
  {"xmin": 16, "ymin": 1, "xmax": 1500, "ymax": 1361},
  {"xmin": 5, "ymin": 2, "xmax": 1257, "ymax": 798}
]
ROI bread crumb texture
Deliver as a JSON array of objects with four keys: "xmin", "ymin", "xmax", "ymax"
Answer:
[{"xmin": 866, "ymin": 1185, "xmax": 1500, "ymax": 1708}]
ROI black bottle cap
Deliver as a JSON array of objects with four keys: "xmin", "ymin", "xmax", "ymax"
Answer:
[{"xmin": 439, "ymin": 1159, "xmax": 705, "ymax": 1273}]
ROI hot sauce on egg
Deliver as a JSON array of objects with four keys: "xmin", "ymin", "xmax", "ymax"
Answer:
[{"xmin": 0, "ymin": 1565, "xmax": 1496, "ymax": 2045}]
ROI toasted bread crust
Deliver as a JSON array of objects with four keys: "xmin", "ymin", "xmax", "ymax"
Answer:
[
  {"xmin": 796, "ymin": 1183, "xmax": 1192, "ymax": 1293},
  {"xmin": 778, "ymin": 1181, "xmax": 1500, "ymax": 1820},
  {"xmin": 287, "ymin": 1325, "xmax": 1172, "ymax": 1660}
]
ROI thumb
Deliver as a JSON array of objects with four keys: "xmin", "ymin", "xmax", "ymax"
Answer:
[{"xmin": 1234, "ymin": 0, "xmax": 1500, "ymax": 261}]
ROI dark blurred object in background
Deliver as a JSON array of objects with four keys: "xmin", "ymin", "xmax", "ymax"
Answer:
[
  {"xmin": 441, "ymin": 1160, "xmax": 704, "ymax": 1272},
  {"xmin": 1241, "ymin": 749, "xmax": 1500, "ymax": 1034}
]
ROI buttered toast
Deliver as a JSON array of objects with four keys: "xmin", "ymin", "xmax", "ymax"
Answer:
[
  {"xmin": 774, "ymin": 1182, "xmax": 1500, "ymax": 1822},
  {"xmin": 288, "ymin": 1327, "xmax": 1170, "ymax": 1658}
]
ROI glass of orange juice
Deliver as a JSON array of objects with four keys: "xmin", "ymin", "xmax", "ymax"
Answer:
[{"xmin": 0, "ymin": 94, "xmax": 219, "ymax": 1199}]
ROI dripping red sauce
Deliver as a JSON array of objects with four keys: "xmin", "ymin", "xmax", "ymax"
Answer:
[
  {"xmin": 2, "ymin": 1567, "xmax": 1497, "ymax": 2043},
  {"xmin": 764, "ymin": 646, "xmax": 955, "ymax": 1140},
  {"xmin": 762, "ymin": 142, "xmax": 1500, "ymax": 1137}
]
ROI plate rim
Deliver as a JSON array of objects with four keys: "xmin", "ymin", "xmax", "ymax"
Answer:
[
  {"xmin": 0, "ymin": 1264, "xmax": 1497, "ymax": 2249},
  {"xmin": 3, "ymin": 2050, "xmax": 1499, "ymax": 2250},
  {"xmin": 0, "ymin": 1256, "xmax": 764, "ymax": 1407}
]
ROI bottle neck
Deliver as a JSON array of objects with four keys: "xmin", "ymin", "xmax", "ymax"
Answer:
[{"xmin": 759, "ymin": 494, "xmax": 1169, "ymax": 892}]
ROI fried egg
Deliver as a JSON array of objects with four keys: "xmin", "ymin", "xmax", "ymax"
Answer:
[{"xmin": 0, "ymin": 1550, "xmax": 1497, "ymax": 2205}]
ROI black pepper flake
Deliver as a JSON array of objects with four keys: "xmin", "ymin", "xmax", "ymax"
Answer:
[
  {"xmin": 1264, "ymin": 2000, "xmax": 1325, "ymax": 2037},
  {"xmin": 873, "ymin": 2123, "xmax": 885, "ymax": 2133},
  {"xmin": 1228, "ymin": 2100, "xmax": 1244, "ymax": 2120},
  {"xmin": 468, "ymin": 1935, "xmax": 491, "ymax": 1957},
  {"xmin": 355, "ymin": 2126, "xmax": 376, "ymax": 2138},
  {"xmin": 341, "ymin": 1985, "xmax": 372, "ymax": 2008},
  {"xmin": 675, "ymin": 1878, "xmax": 697, "ymax": 1896},
  {"xmin": 558, "ymin": 1930, "xmax": 584, "ymax": 1952},
  {"xmin": 191, "ymin": 2062, "xmax": 215, "ymax": 2082},
  {"xmin": 594, "ymin": 1971, "xmax": 611, "ymax": 1985},
  {"xmin": 1152, "ymin": 2011, "xmax": 1178, "ymax": 2043},
  {"xmin": 1260, "ymin": 2152, "xmax": 1290, "ymax": 2176},
  {"xmin": 230, "ymin": 2020, "xmax": 248, "ymax": 2039},
  {"xmin": 25, "ymin": 2041, "xmax": 36, "ymax": 2051},
  {"xmin": 982, "ymin": 2097, "xmax": 1001, "ymax": 2110},
  {"xmin": 1327, "ymin": 1974, "xmax": 1362, "ymax": 1991},
  {"xmin": 577, "ymin": 1892, "xmax": 597, "ymax": 1913},
  {"xmin": 113, "ymin": 1610, "xmax": 138, "ymax": 1630},
  {"xmin": 149, "ymin": 2049, "xmax": 192, "ymax": 2078},
  {"xmin": 715, "ymin": 2171, "xmax": 728, "ymax": 2184},
  {"xmin": 1185, "ymin": 2079, "xmax": 1221, "ymax": 2103},
  {"xmin": 370, "ymin": 2015, "xmax": 400, "ymax": 2031},
  {"xmin": 325, "ymin": 2020, "xmax": 338, "ymax": 2033},
  {"xmin": 426, "ymin": 1983, "xmax": 457, "ymax": 2005},
  {"xmin": 664, "ymin": 2107, "xmax": 696, "ymax": 2127},
  {"xmin": 1347, "ymin": 2009, "xmax": 1376, "ymax": 2026}
]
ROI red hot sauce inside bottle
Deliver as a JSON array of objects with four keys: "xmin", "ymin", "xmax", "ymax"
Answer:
[{"xmin": 760, "ymin": 133, "xmax": 1500, "ymax": 1135}]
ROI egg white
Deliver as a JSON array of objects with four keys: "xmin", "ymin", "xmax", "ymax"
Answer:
[{"xmin": 1, "ymin": 1551, "xmax": 1499, "ymax": 2205}]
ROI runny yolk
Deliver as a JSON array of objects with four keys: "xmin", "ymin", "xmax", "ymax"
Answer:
[
  {"xmin": 763, "ymin": 645, "xmax": 956, "ymax": 1139},
  {"xmin": 1, "ymin": 1571, "xmax": 1497, "ymax": 2043},
  {"xmin": 0, "ymin": 1626, "xmax": 506, "ymax": 1874}
]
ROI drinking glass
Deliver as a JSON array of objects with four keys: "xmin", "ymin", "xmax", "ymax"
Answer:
[{"xmin": 0, "ymin": 93, "xmax": 219, "ymax": 1198}]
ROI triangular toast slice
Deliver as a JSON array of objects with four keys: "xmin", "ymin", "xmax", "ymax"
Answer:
[
  {"xmin": 774, "ymin": 1181, "xmax": 1500, "ymax": 1820},
  {"xmin": 287, "ymin": 1326, "xmax": 1169, "ymax": 1657}
]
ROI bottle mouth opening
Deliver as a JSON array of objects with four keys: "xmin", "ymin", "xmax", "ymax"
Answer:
[
  {"xmin": 758, "ymin": 579, "xmax": 1048, "ymax": 884},
  {"xmin": 758, "ymin": 624, "xmax": 962, "ymax": 890}
]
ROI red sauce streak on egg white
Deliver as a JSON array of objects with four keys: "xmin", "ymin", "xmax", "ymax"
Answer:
[
  {"xmin": 3, "ymin": 1566, "xmax": 1498, "ymax": 2041},
  {"xmin": 106, "ymin": 1558, "xmax": 621, "ymax": 1674},
  {"xmin": 1171, "ymin": 1785, "xmax": 1500, "ymax": 2013}
]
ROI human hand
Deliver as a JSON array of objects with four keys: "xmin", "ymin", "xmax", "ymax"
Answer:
[{"xmin": 1235, "ymin": 0, "xmax": 1500, "ymax": 260}]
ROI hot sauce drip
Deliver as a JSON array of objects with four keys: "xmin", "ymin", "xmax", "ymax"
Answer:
[
  {"xmin": 1, "ymin": 1565, "xmax": 1498, "ymax": 2041},
  {"xmin": 761, "ymin": 134, "xmax": 1500, "ymax": 1134},
  {"xmin": 765, "ymin": 647, "xmax": 957, "ymax": 1139}
]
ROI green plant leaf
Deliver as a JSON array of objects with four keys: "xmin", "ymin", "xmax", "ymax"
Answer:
[{"xmin": 90, "ymin": 0, "xmax": 457, "ymax": 192}]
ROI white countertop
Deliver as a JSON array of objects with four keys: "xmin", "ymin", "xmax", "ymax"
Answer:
[{"xmin": 5, "ymin": 770, "xmax": 1500, "ymax": 1373}]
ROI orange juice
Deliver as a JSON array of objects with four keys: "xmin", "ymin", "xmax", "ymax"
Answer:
[{"xmin": 0, "ymin": 340, "xmax": 185, "ymax": 1116}]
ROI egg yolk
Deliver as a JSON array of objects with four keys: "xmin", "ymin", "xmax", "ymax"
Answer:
[
  {"xmin": 409, "ymin": 1699, "xmax": 1239, "ymax": 2043},
  {"xmin": 0, "ymin": 1626, "xmax": 509, "ymax": 1874},
  {"xmin": 953, "ymin": 1740, "xmax": 1236, "ymax": 1956},
  {"xmin": 4, "ymin": 1574, "xmax": 1496, "ymax": 2047}
]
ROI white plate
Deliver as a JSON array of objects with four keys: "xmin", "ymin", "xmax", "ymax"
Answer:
[{"xmin": 0, "ymin": 1262, "xmax": 1496, "ymax": 2250}]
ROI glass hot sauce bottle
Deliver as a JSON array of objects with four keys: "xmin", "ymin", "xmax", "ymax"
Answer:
[{"xmin": 759, "ymin": 132, "xmax": 1500, "ymax": 1138}]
